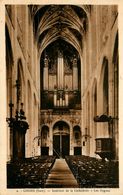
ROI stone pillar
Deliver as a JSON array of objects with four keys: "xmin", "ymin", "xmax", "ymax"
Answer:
[
  {"xmin": 73, "ymin": 57, "xmax": 78, "ymax": 90},
  {"xmin": 43, "ymin": 56, "xmax": 48, "ymax": 90},
  {"xmin": 10, "ymin": 127, "xmax": 14, "ymax": 160},
  {"xmin": 70, "ymin": 127, "xmax": 74, "ymax": 155},
  {"xmin": 49, "ymin": 126, "xmax": 53, "ymax": 155},
  {"xmin": 13, "ymin": 121, "xmax": 28, "ymax": 160}
]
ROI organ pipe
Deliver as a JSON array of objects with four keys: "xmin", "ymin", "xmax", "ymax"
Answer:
[
  {"xmin": 65, "ymin": 90, "xmax": 68, "ymax": 106},
  {"xmin": 43, "ymin": 56, "xmax": 48, "ymax": 90},
  {"xmin": 73, "ymin": 57, "xmax": 78, "ymax": 90},
  {"xmin": 54, "ymin": 90, "xmax": 57, "ymax": 106},
  {"xmin": 57, "ymin": 51, "xmax": 64, "ymax": 89},
  {"xmin": 43, "ymin": 52, "xmax": 79, "ymax": 108}
]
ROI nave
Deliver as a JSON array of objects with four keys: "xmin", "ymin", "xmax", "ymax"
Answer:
[
  {"xmin": 7, "ymin": 155, "xmax": 118, "ymax": 188},
  {"xmin": 45, "ymin": 159, "xmax": 79, "ymax": 188}
]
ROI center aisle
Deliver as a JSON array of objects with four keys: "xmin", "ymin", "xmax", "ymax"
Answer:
[{"xmin": 45, "ymin": 159, "xmax": 79, "ymax": 188}]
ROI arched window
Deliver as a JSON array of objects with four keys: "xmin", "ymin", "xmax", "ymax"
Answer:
[
  {"xmin": 73, "ymin": 126, "xmax": 81, "ymax": 140},
  {"xmin": 41, "ymin": 126, "xmax": 49, "ymax": 146},
  {"xmin": 75, "ymin": 132, "xmax": 79, "ymax": 139}
]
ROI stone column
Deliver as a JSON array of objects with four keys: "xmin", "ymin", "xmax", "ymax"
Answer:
[
  {"xmin": 10, "ymin": 127, "xmax": 13, "ymax": 160},
  {"xmin": 49, "ymin": 125, "xmax": 53, "ymax": 155},
  {"xmin": 70, "ymin": 117, "xmax": 74, "ymax": 155},
  {"xmin": 70, "ymin": 126, "xmax": 74, "ymax": 155}
]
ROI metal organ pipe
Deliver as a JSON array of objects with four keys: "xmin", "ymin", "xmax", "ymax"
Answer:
[
  {"xmin": 65, "ymin": 89, "xmax": 68, "ymax": 106},
  {"xmin": 57, "ymin": 51, "xmax": 64, "ymax": 89},
  {"xmin": 54, "ymin": 90, "xmax": 57, "ymax": 106},
  {"xmin": 52, "ymin": 51, "xmax": 73, "ymax": 107},
  {"xmin": 43, "ymin": 56, "xmax": 48, "ymax": 90},
  {"xmin": 60, "ymin": 96, "xmax": 62, "ymax": 107},
  {"xmin": 73, "ymin": 57, "xmax": 78, "ymax": 90}
]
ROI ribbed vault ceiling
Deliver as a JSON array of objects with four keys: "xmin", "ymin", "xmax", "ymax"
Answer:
[{"xmin": 29, "ymin": 5, "xmax": 90, "ymax": 55}]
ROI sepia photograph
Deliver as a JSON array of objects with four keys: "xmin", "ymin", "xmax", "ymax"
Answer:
[{"xmin": 1, "ymin": 1, "xmax": 123, "ymax": 194}]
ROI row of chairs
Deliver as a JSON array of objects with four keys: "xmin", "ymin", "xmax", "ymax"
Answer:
[
  {"xmin": 65, "ymin": 155, "xmax": 119, "ymax": 188},
  {"xmin": 7, "ymin": 156, "xmax": 56, "ymax": 188}
]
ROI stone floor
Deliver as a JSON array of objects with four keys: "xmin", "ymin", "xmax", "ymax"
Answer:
[{"xmin": 45, "ymin": 159, "xmax": 79, "ymax": 188}]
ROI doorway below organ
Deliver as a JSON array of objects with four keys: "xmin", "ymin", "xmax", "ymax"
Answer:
[{"xmin": 53, "ymin": 121, "xmax": 70, "ymax": 158}]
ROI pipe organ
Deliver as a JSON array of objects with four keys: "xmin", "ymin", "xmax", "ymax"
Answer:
[{"xmin": 43, "ymin": 51, "xmax": 79, "ymax": 108}]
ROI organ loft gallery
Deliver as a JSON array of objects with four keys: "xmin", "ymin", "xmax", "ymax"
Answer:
[{"xmin": 5, "ymin": 4, "xmax": 119, "ymax": 188}]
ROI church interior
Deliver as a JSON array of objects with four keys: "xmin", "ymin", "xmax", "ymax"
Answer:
[{"xmin": 5, "ymin": 4, "xmax": 119, "ymax": 188}]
